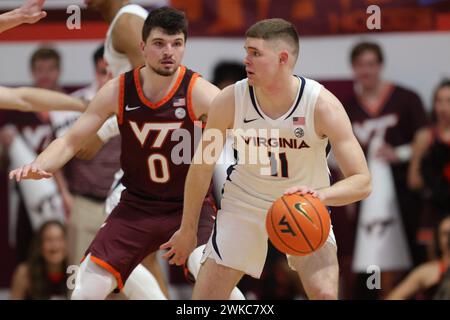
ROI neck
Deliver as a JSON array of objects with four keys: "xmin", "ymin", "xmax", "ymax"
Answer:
[
  {"xmin": 255, "ymin": 73, "xmax": 299, "ymax": 117},
  {"xmin": 140, "ymin": 66, "xmax": 181, "ymax": 101},
  {"xmin": 357, "ymin": 80, "xmax": 384, "ymax": 98},
  {"xmin": 46, "ymin": 262, "xmax": 62, "ymax": 273},
  {"xmin": 102, "ymin": 0, "xmax": 129, "ymax": 23}
]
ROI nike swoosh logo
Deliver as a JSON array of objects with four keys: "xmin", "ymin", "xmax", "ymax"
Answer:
[
  {"xmin": 125, "ymin": 105, "xmax": 141, "ymax": 111},
  {"xmin": 243, "ymin": 118, "xmax": 258, "ymax": 123}
]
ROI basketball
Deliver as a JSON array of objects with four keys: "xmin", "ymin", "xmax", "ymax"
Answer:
[{"xmin": 266, "ymin": 193, "xmax": 331, "ymax": 256}]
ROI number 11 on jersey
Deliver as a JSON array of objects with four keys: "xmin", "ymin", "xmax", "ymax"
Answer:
[{"xmin": 268, "ymin": 151, "xmax": 289, "ymax": 178}]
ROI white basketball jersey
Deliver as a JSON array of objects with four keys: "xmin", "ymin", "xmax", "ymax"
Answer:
[
  {"xmin": 104, "ymin": 4, "xmax": 148, "ymax": 77},
  {"xmin": 222, "ymin": 77, "xmax": 329, "ymax": 209}
]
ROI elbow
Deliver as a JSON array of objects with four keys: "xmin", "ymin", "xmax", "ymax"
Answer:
[{"xmin": 361, "ymin": 174, "xmax": 372, "ymax": 200}]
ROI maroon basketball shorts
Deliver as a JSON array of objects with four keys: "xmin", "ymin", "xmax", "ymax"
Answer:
[{"xmin": 83, "ymin": 190, "xmax": 215, "ymax": 289}]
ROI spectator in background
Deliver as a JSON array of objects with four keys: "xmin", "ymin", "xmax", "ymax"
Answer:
[
  {"xmin": 10, "ymin": 220, "xmax": 69, "ymax": 300},
  {"xmin": 408, "ymin": 79, "xmax": 450, "ymax": 218},
  {"xmin": 30, "ymin": 47, "xmax": 64, "ymax": 92},
  {"xmin": 0, "ymin": 46, "xmax": 68, "ymax": 264},
  {"xmin": 49, "ymin": 45, "xmax": 121, "ymax": 267},
  {"xmin": 408, "ymin": 80, "xmax": 450, "ymax": 259},
  {"xmin": 346, "ymin": 42, "xmax": 429, "ymax": 299},
  {"xmin": 386, "ymin": 214, "xmax": 450, "ymax": 300}
]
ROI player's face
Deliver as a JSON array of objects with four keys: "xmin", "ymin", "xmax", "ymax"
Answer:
[
  {"xmin": 141, "ymin": 28, "xmax": 185, "ymax": 77},
  {"xmin": 243, "ymin": 37, "xmax": 279, "ymax": 86},
  {"xmin": 95, "ymin": 58, "xmax": 111, "ymax": 90},
  {"xmin": 352, "ymin": 50, "xmax": 382, "ymax": 89},
  {"xmin": 41, "ymin": 224, "xmax": 67, "ymax": 266},
  {"xmin": 31, "ymin": 58, "xmax": 61, "ymax": 90},
  {"xmin": 84, "ymin": 0, "xmax": 108, "ymax": 11},
  {"xmin": 434, "ymin": 86, "xmax": 450, "ymax": 124},
  {"xmin": 438, "ymin": 217, "xmax": 450, "ymax": 255}
]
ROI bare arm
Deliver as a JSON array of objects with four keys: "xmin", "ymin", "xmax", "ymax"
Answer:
[
  {"xmin": 9, "ymin": 78, "xmax": 119, "ymax": 181},
  {"xmin": 191, "ymin": 77, "xmax": 221, "ymax": 121},
  {"xmin": 0, "ymin": 0, "xmax": 46, "ymax": 34},
  {"xmin": 0, "ymin": 86, "xmax": 86, "ymax": 112},
  {"xmin": 408, "ymin": 128, "xmax": 432, "ymax": 190},
  {"xmin": 10, "ymin": 264, "xmax": 29, "ymax": 300},
  {"xmin": 386, "ymin": 264, "xmax": 430, "ymax": 299},
  {"xmin": 315, "ymin": 88, "xmax": 371, "ymax": 206},
  {"xmin": 112, "ymin": 13, "xmax": 145, "ymax": 68},
  {"xmin": 161, "ymin": 85, "xmax": 234, "ymax": 265}
]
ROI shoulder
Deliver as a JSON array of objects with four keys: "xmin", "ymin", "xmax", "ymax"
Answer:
[
  {"xmin": 192, "ymin": 76, "xmax": 220, "ymax": 95},
  {"xmin": 315, "ymin": 86, "xmax": 345, "ymax": 116},
  {"xmin": 392, "ymin": 84, "xmax": 422, "ymax": 101},
  {"xmin": 113, "ymin": 8, "xmax": 146, "ymax": 37}
]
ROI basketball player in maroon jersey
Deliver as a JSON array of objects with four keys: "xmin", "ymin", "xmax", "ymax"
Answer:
[{"xmin": 9, "ymin": 7, "xmax": 237, "ymax": 300}]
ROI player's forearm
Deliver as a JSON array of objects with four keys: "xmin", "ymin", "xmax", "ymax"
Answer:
[
  {"xmin": 180, "ymin": 164, "xmax": 215, "ymax": 233},
  {"xmin": 319, "ymin": 173, "xmax": 371, "ymax": 206},
  {"xmin": 15, "ymin": 87, "xmax": 86, "ymax": 112},
  {"xmin": 0, "ymin": 10, "xmax": 25, "ymax": 33},
  {"xmin": 33, "ymin": 137, "xmax": 78, "ymax": 173}
]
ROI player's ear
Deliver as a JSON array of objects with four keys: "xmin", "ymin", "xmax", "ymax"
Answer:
[
  {"xmin": 279, "ymin": 51, "xmax": 289, "ymax": 64},
  {"xmin": 140, "ymin": 41, "xmax": 146, "ymax": 52}
]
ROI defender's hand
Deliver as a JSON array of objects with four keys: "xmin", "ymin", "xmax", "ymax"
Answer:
[
  {"xmin": 9, "ymin": 163, "xmax": 53, "ymax": 182},
  {"xmin": 160, "ymin": 229, "xmax": 197, "ymax": 266}
]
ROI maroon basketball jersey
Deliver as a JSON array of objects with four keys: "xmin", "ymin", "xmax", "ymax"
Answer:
[
  {"xmin": 118, "ymin": 66, "xmax": 202, "ymax": 200},
  {"xmin": 344, "ymin": 84, "xmax": 428, "ymax": 154}
]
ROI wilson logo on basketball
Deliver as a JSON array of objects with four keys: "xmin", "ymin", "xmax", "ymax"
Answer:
[
  {"xmin": 294, "ymin": 202, "xmax": 317, "ymax": 228},
  {"xmin": 278, "ymin": 216, "xmax": 296, "ymax": 236}
]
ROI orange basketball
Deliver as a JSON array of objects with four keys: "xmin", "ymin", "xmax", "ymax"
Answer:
[{"xmin": 266, "ymin": 193, "xmax": 331, "ymax": 256}]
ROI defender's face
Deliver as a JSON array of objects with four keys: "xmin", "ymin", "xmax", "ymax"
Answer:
[
  {"xmin": 243, "ymin": 37, "xmax": 279, "ymax": 87},
  {"xmin": 41, "ymin": 224, "xmax": 67, "ymax": 266},
  {"xmin": 435, "ymin": 86, "xmax": 450, "ymax": 124},
  {"xmin": 352, "ymin": 50, "xmax": 382, "ymax": 89},
  {"xmin": 141, "ymin": 28, "xmax": 185, "ymax": 77}
]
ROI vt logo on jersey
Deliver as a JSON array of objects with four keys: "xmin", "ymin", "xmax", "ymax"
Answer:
[
  {"xmin": 294, "ymin": 202, "xmax": 318, "ymax": 228},
  {"xmin": 279, "ymin": 216, "xmax": 296, "ymax": 236}
]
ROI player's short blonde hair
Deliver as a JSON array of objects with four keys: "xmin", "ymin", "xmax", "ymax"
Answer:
[{"xmin": 246, "ymin": 18, "xmax": 299, "ymax": 60}]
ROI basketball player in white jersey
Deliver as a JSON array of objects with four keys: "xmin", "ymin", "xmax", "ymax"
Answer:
[
  {"xmin": 162, "ymin": 18, "xmax": 372, "ymax": 300},
  {"xmin": 0, "ymin": 0, "xmax": 46, "ymax": 34}
]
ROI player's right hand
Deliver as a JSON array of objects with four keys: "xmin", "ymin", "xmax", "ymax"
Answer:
[
  {"xmin": 160, "ymin": 229, "xmax": 197, "ymax": 266},
  {"xmin": 9, "ymin": 163, "xmax": 53, "ymax": 182}
]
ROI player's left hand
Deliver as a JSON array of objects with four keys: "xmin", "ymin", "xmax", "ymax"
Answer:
[
  {"xmin": 284, "ymin": 185, "xmax": 321, "ymax": 198},
  {"xmin": 160, "ymin": 229, "xmax": 197, "ymax": 266},
  {"xmin": 17, "ymin": 0, "xmax": 47, "ymax": 25}
]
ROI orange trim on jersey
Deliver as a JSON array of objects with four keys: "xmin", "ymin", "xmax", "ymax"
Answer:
[
  {"xmin": 356, "ymin": 83, "xmax": 395, "ymax": 117},
  {"xmin": 187, "ymin": 73, "xmax": 204, "ymax": 128},
  {"xmin": 117, "ymin": 74, "xmax": 125, "ymax": 125},
  {"xmin": 90, "ymin": 255, "xmax": 124, "ymax": 290},
  {"xmin": 133, "ymin": 65, "xmax": 186, "ymax": 110}
]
